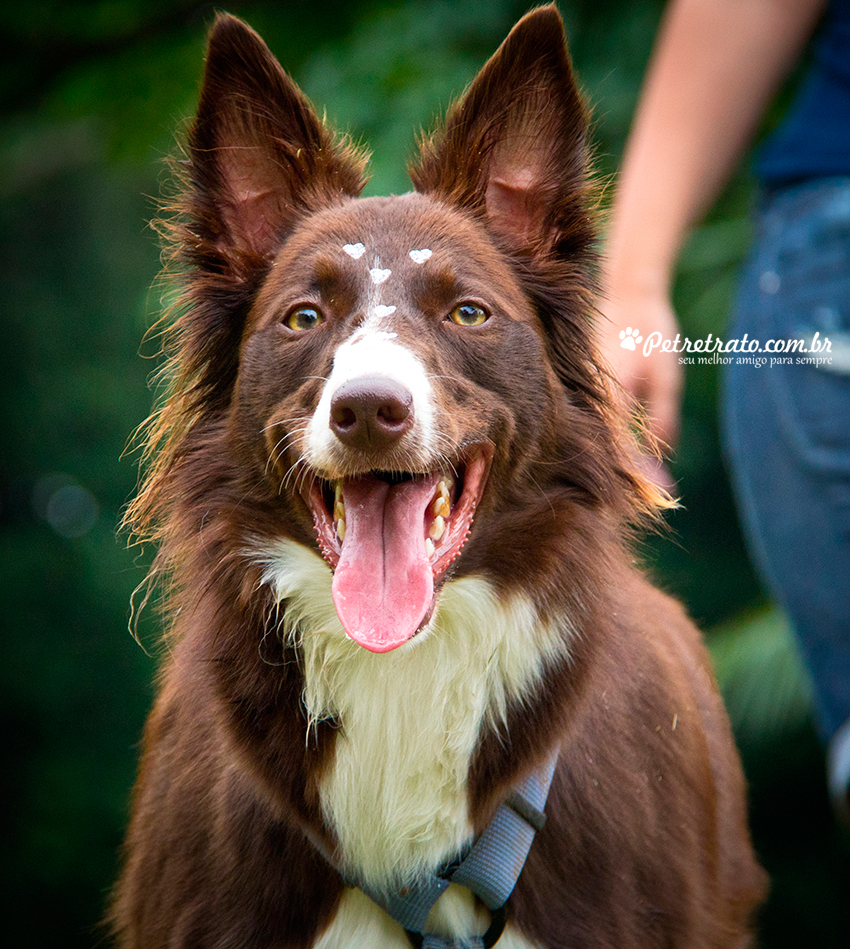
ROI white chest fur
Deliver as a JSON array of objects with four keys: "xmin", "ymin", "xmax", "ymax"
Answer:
[{"xmin": 254, "ymin": 539, "xmax": 569, "ymax": 892}]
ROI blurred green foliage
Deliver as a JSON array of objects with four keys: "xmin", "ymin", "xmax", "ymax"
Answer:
[{"xmin": 1, "ymin": 1, "xmax": 847, "ymax": 945}]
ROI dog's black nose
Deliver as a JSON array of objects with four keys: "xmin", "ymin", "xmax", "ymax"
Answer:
[{"xmin": 330, "ymin": 376, "xmax": 414, "ymax": 451}]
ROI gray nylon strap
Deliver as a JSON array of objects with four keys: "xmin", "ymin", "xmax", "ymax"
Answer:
[
  {"xmin": 449, "ymin": 754, "xmax": 557, "ymax": 911},
  {"xmin": 370, "ymin": 874, "xmax": 450, "ymax": 933},
  {"xmin": 354, "ymin": 753, "xmax": 559, "ymax": 948}
]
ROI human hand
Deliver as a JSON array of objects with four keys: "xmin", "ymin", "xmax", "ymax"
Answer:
[{"xmin": 596, "ymin": 282, "xmax": 684, "ymax": 451}]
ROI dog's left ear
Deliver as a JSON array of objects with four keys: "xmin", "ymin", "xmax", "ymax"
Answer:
[{"xmin": 410, "ymin": 4, "xmax": 587, "ymax": 254}]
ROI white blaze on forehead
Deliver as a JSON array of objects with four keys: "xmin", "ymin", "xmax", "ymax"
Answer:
[
  {"xmin": 409, "ymin": 248, "xmax": 433, "ymax": 264},
  {"xmin": 370, "ymin": 268, "xmax": 392, "ymax": 285},
  {"xmin": 306, "ymin": 327, "xmax": 435, "ymax": 467},
  {"xmin": 358, "ymin": 329, "xmax": 397, "ymax": 343},
  {"xmin": 372, "ymin": 304, "xmax": 396, "ymax": 318},
  {"xmin": 343, "ymin": 242, "xmax": 366, "ymax": 259}
]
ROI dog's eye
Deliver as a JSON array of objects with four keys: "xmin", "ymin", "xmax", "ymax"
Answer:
[
  {"xmin": 284, "ymin": 306, "xmax": 324, "ymax": 332},
  {"xmin": 448, "ymin": 303, "xmax": 489, "ymax": 327}
]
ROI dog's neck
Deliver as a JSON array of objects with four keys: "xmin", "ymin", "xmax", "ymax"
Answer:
[{"xmin": 252, "ymin": 537, "xmax": 571, "ymax": 889}]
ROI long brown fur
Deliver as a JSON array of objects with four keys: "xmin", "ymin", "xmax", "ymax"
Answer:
[{"xmin": 113, "ymin": 7, "xmax": 766, "ymax": 948}]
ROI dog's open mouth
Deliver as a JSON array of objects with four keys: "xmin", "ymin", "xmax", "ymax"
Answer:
[{"xmin": 302, "ymin": 445, "xmax": 493, "ymax": 653}]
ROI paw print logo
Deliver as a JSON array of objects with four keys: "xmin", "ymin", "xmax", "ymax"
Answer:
[{"xmin": 619, "ymin": 327, "xmax": 643, "ymax": 351}]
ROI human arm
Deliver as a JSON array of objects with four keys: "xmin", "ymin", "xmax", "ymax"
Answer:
[{"xmin": 600, "ymin": 0, "xmax": 826, "ymax": 446}]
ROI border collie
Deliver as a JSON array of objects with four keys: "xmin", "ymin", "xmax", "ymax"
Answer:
[{"xmin": 112, "ymin": 7, "xmax": 766, "ymax": 947}]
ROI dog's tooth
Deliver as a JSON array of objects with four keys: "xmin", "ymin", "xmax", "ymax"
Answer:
[
  {"xmin": 429, "ymin": 495, "xmax": 450, "ymax": 518},
  {"xmin": 429, "ymin": 516, "xmax": 445, "ymax": 540},
  {"xmin": 337, "ymin": 518, "xmax": 346, "ymax": 542},
  {"xmin": 424, "ymin": 538, "xmax": 435, "ymax": 558},
  {"xmin": 432, "ymin": 496, "xmax": 451, "ymax": 518},
  {"xmin": 334, "ymin": 499, "xmax": 345, "ymax": 522},
  {"xmin": 431, "ymin": 480, "xmax": 451, "ymax": 517},
  {"xmin": 334, "ymin": 482, "xmax": 343, "ymax": 505}
]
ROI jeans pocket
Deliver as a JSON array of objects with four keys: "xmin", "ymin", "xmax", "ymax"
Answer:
[{"xmin": 761, "ymin": 186, "xmax": 850, "ymax": 472}]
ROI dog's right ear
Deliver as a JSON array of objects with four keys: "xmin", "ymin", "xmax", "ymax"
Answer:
[{"xmin": 186, "ymin": 14, "xmax": 367, "ymax": 273}]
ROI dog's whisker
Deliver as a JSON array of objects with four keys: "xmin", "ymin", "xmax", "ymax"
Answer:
[
  {"xmin": 267, "ymin": 425, "xmax": 310, "ymax": 478},
  {"xmin": 262, "ymin": 415, "xmax": 312, "ymax": 434}
]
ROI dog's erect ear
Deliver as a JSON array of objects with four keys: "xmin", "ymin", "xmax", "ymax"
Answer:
[
  {"xmin": 188, "ymin": 14, "xmax": 367, "ymax": 266},
  {"xmin": 410, "ymin": 5, "xmax": 588, "ymax": 254}
]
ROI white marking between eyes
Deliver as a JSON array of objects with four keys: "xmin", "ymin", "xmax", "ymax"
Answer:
[
  {"xmin": 343, "ymin": 243, "xmax": 366, "ymax": 259},
  {"xmin": 409, "ymin": 249, "xmax": 433, "ymax": 264},
  {"xmin": 353, "ymin": 330, "xmax": 397, "ymax": 343},
  {"xmin": 373, "ymin": 304, "xmax": 397, "ymax": 318},
  {"xmin": 370, "ymin": 268, "xmax": 391, "ymax": 285}
]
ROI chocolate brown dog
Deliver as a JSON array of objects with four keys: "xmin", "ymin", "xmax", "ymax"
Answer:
[{"xmin": 112, "ymin": 7, "xmax": 766, "ymax": 947}]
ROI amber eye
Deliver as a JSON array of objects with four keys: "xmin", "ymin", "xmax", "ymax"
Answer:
[
  {"xmin": 448, "ymin": 303, "xmax": 489, "ymax": 327},
  {"xmin": 284, "ymin": 306, "xmax": 324, "ymax": 332}
]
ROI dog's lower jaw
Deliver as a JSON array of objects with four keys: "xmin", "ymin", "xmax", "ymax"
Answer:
[
  {"xmin": 301, "ymin": 444, "xmax": 494, "ymax": 652},
  {"xmin": 250, "ymin": 537, "xmax": 572, "ymax": 894}
]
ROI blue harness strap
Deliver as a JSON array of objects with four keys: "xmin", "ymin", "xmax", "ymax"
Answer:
[{"xmin": 353, "ymin": 753, "xmax": 559, "ymax": 949}]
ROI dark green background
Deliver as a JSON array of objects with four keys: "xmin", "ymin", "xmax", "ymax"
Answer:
[{"xmin": 1, "ymin": 1, "xmax": 847, "ymax": 945}]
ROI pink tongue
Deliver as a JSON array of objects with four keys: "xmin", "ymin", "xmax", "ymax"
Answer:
[{"xmin": 331, "ymin": 476, "xmax": 437, "ymax": 652}]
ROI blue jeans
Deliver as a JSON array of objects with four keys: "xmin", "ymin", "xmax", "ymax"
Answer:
[{"xmin": 723, "ymin": 176, "xmax": 850, "ymax": 743}]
